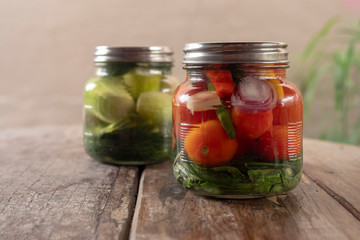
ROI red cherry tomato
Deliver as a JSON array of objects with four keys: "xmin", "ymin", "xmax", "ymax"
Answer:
[
  {"xmin": 272, "ymin": 82, "xmax": 303, "ymax": 126},
  {"xmin": 257, "ymin": 125, "xmax": 302, "ymax": 162},
  {"xmin": 233, "ymin": 137, "xmax": 257, "ymax": 158},
  {"xmin": 204, "ymin": 70, "xmax": 235, "ymax": 98},
  {"xmin": 172, "ymin": 81, "xmax": 217, "ymax": 140},
  {"xmin": 231, "ymin": 108, "xmax": 273, "ymax": 139},
  {"xmin": 184, "ymin": 120, "xmax": 238, "ymax": 166}
]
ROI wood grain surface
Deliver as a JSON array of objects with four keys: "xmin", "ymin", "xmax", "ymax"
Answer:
[
  {"xmin": 0, "ymin": 126, "xmax": 139, "ymax": 240},
  {"xmin": 303, "ymin": 139, "xmax": 360, "ymax": 220},
  {"xmin": 130, "ymin": 160, "xmax": 360, "ymax": 240},
  {"xmin": 1, "ymin": 125, "xmax": 360, "ymax": 240}
]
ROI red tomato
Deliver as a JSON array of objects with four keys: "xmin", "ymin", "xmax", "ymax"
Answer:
[
  {"xmin": 272, "ymin": 82, "xmax": 303, "ymax": 126},
  {"xmin": 184, "ymin": 120, "xmax": 238, "ymax": 166},
  {"xmin": 233, "ymin": 137, "xmax": 257, "ymax": 158},
  {"xmin": 231, "ymin": 108, "xmax": 273, "ymax": 139},
  {"xmin": 172, "ymin": 81, "xmax": 217, "ymax": 140},
  {"xmin": 204, "ymin": 70, "xmax": 235, "ymax": 98},
  {"xmin": 257, "ymin": 125, "xmax": 302, "ymax": 162}
]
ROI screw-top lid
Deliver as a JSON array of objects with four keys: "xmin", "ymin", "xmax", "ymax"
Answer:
[
  {"xmin": 183, "ymin": 42, "xmax": 289, "ymax": 65},
  {"xmin": 94, "ymin": 46, "xmax": 173, "ymax": 63}
]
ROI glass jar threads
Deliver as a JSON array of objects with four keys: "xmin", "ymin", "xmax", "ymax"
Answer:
[
  {"xmin": 172, "ymin": 42, "xmax": 303, "ymax": 198},
  {"xmin": 83, "ymin": 46, "xmax": 180, "ymax": 165}
]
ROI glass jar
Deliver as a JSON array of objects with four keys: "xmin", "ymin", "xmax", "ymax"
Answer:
[
  {"xmin": 172, "ymin": 42, "xmax": 303, "ymax": 198},
  {"xmin": 83, "ymin": 46, "xmax": 180, "ymax": 165}
]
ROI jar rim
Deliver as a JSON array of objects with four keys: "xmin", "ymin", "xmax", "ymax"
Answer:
[
  {"xmin": 183, "ymin": 41, "xmax": 289, "ymax": 65},
  {"xmin": 94, "ymin": 46, "xmax": 173, "ymax": 63}
]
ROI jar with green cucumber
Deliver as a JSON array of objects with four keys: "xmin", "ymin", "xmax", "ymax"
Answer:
[{"xmin": 83, "ymin": 46, "xmax": 180, "ymax": 165}]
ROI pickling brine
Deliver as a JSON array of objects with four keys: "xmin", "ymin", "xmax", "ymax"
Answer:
[{"xmin": 172, "ymin": 42, "xmax": 303, "ymax": 198}]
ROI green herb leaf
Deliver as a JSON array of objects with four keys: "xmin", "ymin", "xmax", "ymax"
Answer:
[
  {"xmin": 229, "ymin": 65, "xmax": 246, "ymax": 85},
  {"xmin": 207, "ymin": 82, "xmax": 236, "ymax": 139},
  {"xmin": 216, "ymin": 106, "xmax": 236, "ymax": 139},
  {"xmin": 102, "ymin": 62, "xmax": 137, "ymax": 76},
  {"xmin": 173, "ymin": 154, "xmax": 302, "ymax": 195}
]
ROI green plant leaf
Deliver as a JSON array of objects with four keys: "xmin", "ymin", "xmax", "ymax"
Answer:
[
  {"xmin": 301, "ymin": 17, "xmax": 339, "ymax": 62},
  {"xmin": 302, "ymin": 64, "xmax": 330, "ymax": 120},
  {"xmin": 299, "ymin": 17, "xmax": 360, "ymax": 146}
]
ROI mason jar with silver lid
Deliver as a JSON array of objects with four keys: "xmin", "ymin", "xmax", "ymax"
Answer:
[
  {"xmin": 172, "ymin": 42, "xmax": 303, "ymax": 198},
  {"xmin": 83, "ymin": 46, "xmax": 180, "ymax": 165}
]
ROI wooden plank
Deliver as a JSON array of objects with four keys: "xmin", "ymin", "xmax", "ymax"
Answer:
[
  {"xmin": 303, "ymin": 138, "xmax": 360, "ymax": 220},
  {"xmin": 130, "ymin": 160, "xmax": 360, "ymax": 240},
  {"xmin": 0, "ymin": 125, "xmax": 139, "ymax": 240}
]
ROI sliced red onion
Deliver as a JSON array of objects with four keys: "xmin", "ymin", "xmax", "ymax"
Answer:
[{"xmin": 231, "ymin": 76, "xmax": 277, "ymax": 111}]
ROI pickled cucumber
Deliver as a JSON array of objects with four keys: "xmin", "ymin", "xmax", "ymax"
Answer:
[
  {"xmin": 84, "ymin": 77, "xmax": 135, "ymax": 123},
  {"xmin": 136, "ymin": 91, "xmax": 172, "ymax": 126},
  {"xmin": 123, "ymin": 68, "xmax": 162, "ymax": 99},
  {"xmin": 161, "ymin": 75, "xmax": 181, "ymax": 94}
]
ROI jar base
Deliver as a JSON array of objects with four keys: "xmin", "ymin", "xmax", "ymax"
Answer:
[
  {"xmin": 191, "ymin": 190, "xmax": 286, "ymax": 199},
  {"xmin": 84, "ymin": 135, "xmax": 171, "ymax": 166},
  {"xmin": 96, "ymin": 157, "xmax": 169, "ymax": 166}
]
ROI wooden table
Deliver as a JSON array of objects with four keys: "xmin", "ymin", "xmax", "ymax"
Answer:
[{"xmin": 1, "ymin": 125, "xmax": 359, "ymax": 240}]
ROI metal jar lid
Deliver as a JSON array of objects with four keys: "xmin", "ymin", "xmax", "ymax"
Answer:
[
  {"xmin": 94, "ymin": 46, "xmax": 173, "ymax": 63},
  {"xmin": 183, "ymin": 42, "xmax": 289, "ymax": 64}
]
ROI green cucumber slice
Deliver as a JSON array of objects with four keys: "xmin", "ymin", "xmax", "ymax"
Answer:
[
  {"xmin": 84, "ymin": 77, "xmax": 135, "ymax": 123},
  {"xmin": 136, "ymin": 91, "xmax": 172, "ymax": 126},
  {"xmin": 161, "ymin": 75, "xmax": 181, "ymax": 94},
  {"xmin": 123, "ymin": 68, "xmax": 162, "ymax": 99}
]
